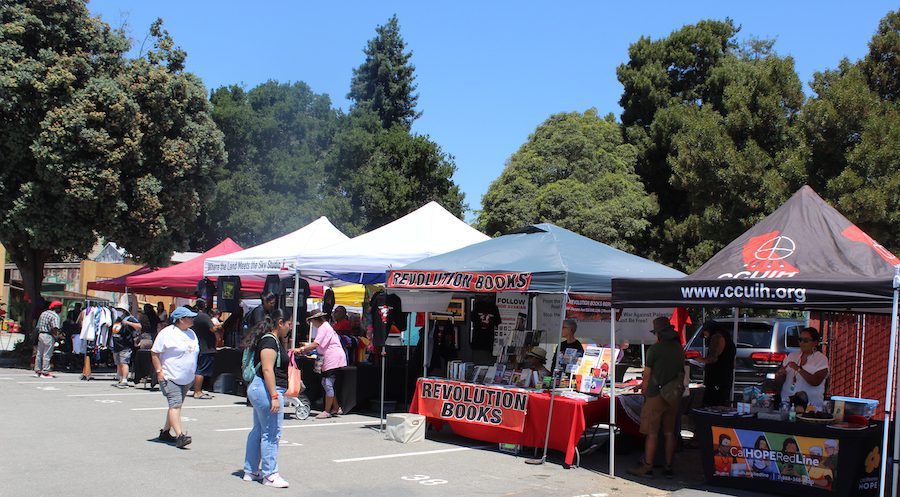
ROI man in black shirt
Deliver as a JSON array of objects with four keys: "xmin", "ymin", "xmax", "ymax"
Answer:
[
  {"xmin": 245, "ymin": 292, "xmax": 278, "ymax": 331},
  {"xmin": 191, "ymin": 299, "xmax": 217, "ymax": 399},
  {"xmin": 552, "ymin": 319, "xmax": 584, "ymax": 370}
]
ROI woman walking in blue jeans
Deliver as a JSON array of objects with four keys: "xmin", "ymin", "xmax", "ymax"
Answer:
[{"xmin": 242, "ymin": 309, "xmax": 292, "ymax": 488}]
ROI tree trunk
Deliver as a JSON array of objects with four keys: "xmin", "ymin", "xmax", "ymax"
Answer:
[{"xmin": 9, "ymin": 248, "xmax": 47, "ymax": 345}]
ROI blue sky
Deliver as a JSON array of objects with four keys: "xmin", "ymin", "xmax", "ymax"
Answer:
[{"xmin": 88, "ymin": 1, "xmax": 896, "ymax": 221}]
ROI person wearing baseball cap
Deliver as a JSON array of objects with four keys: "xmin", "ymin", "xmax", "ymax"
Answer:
[
  {"xmin": 150, "ymin": 306, "xmax": 199, "ymax": 449},
  {"xmin": 34, "ymin": 301, "xmax": 64, "ymax": 378}
]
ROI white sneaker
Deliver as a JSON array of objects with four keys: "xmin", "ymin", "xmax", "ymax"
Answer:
[
  {"xmin": 263, "ymin": 473, "xmax": 289, "ymax": 488},
  {"xmin": 242, "ymin": 471, "xmax": 261, "ymax": 482}
]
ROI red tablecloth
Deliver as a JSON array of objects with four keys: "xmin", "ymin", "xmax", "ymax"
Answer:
[{"xmin": 409, "ymin": 378, "xmax": 641, "ymax": 465}]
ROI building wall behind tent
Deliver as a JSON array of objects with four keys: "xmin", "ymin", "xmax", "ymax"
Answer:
[{"xmin": 815, "ymin": 312, "xmax": 898, "ymax": 421}]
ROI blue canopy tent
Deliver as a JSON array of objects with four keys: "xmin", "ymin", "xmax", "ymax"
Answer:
[{"xmin": 387, "ymin": 223, "xmax": 684, "ymax": 473}]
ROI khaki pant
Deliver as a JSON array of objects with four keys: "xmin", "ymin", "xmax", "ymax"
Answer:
[{"xmin": 35, "ymin": 333, "xmax": 55, "ymax": 373}]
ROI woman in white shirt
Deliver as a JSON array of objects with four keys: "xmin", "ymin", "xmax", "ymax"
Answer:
[
  {"xmin": 775, "ymin": 327, "xmax": 829, "ymax": 409},
  {"xmin": 150, "ymin": 306, "xmax": 199, "ymax": 449}
]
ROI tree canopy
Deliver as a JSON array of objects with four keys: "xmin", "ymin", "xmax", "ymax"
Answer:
[
  {"xmin": 803, "ymin": 9, "xmax": 900, "ymax": 255},
  {"xmin": 617, "ymin": 20, "xmax": 807, "ymax": 271},
  {"xmin": 0, "ymin": 1, "xmax": 224, "ymax": 328},
  {"xmin": 477, "ymin": 109, "xmax": 656, "ymax": 252},
  {"xmin": 203, "ymin": 81, "xmax": 342, "ymax": 246}
]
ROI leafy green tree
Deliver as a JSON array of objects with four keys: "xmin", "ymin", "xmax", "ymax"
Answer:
[
  {"xmin": 477, "ymin": 110, "xmax": 656, "ymax": 252},
  {"xmin": 348, "ymin": 15, "xmax": 420, "ymax": 130},
  {"xmin": 0, "ymin": 1, "xmax": 224, "ymax": 333},
  {"xmin": 202, "ymin": 81, "xmax": 342, "ymax": 245},
  {"xmin": 325, "ymin": 108, "xmax": 465, "ymax": 234},
  {"xmin": 618, "ymin": 20, "xmax": 806, "ymax": 270},
  {"xmin": 803, "ymin": 10, "xmax": 900, "ymax": 253}
]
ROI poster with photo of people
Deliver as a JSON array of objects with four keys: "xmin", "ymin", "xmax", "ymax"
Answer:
[{"xmin": 711, "ymin": 427, "xmax": 837, "ymax": 490}]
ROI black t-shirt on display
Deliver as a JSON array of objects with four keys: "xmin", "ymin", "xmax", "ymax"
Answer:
[
  {"xmin": 471, "ymin": 301, "xmax": 501, "ymax": 352},
  {"xmin": 193, "ymin": 311, "xmax": 216, "ymax": 355},
  {"xmin": 255, "ymin": 334, "xmax": 289, "ymax": 389}
]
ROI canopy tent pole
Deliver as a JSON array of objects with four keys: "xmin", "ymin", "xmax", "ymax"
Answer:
[
  {"xmin": 290, "ymin": 271, "xmax": 300, "ymax": 347},
  {"xmin": 731, "ymin": 308, "xmax": 739, "ymax": 403},
  {"xmin": 422, "ymin": 317, "xmax": 429, "ymax": 378},
  {"xmin": 609, "ymin": 304, "xmax": 617, "ymax": 478},
  {"xmin": 527, "ymin": 289, "xmax": 569, "ymax": 466},
  {"xmin": 881, "ymin": 265, "xmax": 900, "ymax": 497}
]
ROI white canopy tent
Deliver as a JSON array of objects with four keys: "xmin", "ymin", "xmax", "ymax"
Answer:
[
  {"xmin": 203, "ymin": 216, "xmax": 349, "ymax": 282},
  {"xmin": 293, "ymin": 202, "xmax": 490, "ymax": 282}
]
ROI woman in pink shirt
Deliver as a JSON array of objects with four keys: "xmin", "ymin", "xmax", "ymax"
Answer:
[{"xmin": 298, "ymin": 311, "xmax": 347, "ymax": 419}]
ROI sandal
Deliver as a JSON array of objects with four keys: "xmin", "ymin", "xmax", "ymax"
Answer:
[
  {"xmin": 315, "ymin": 411, "xmax": 332, "ymax": 419},
  {"xmin": 194, "ymin": 393, "xmax": 214, "ymax": 400}
]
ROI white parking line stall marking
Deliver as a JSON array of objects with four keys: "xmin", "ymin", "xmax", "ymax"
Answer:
[
  {"xmin": 95, "ymin": 399, "xmax": 122, "ymax": 404},
  {"xmin": 333, "ymin": 446, "xmax": 489, "ymax": 463},
  {"xmin": 131, "ymin": 404, "xmax": 246, "ymax": 411},
  {"xmin": 215, "ymin": 420, "xmax": 372, "ymax": 432},
  {"xmin": 68, "ymin": 392, "xmax": 157, "ymax": 397}
]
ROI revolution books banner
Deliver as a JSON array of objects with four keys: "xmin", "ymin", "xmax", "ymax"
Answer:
[{"xmin": 417, "ymin": 379, "xmax": 528, "ymax": 431}]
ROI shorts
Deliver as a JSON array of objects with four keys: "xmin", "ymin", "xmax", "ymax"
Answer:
[
  {"xmin": 159, "ymin": 379, "xmax": 190, "ymax": 408},
  {"xmin": 639, "ymin": 394, "xmax": 679, "ymax": 435},
  {"xmin": 195, "ymin": 353, "xmax": 215, "ymax": 377},
  {"xmin": 113, "ymin": 348, "xmax": 132, "ymax": 365},
  {"xmin": 321, "ymin": 370, "xmax": 337, "ymax": 397}
]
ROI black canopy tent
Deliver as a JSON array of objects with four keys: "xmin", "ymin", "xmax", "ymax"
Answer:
[{"xmin": 612, "ymin": 186, "xmax": 900, "ymax": 497}]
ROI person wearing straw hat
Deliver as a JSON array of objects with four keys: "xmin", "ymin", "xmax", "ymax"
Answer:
[
  {"xmin": 524, "ymin": 346, "xmax": 551, "ymax": 379},
  {"xmin": 34, "ymin": 300, "xmax": 63, "ymax": 378},
  {"xmin": 297, "ymin": 310, "xmax": 347, "ymax": 418}
]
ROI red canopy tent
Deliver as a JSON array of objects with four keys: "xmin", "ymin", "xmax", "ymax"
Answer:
[
  {"xmin": 88, "ymin": 238, "xmax": 324, "ymax": 298},
  {"xmin": 87, "ymin": 266, "xmax": 155, "ymax": 293}
]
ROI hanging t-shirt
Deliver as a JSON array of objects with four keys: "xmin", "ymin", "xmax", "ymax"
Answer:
[
  {"xmin": 254, "ymin": 334, "xmax": 288, "ymax": 388},
  {"xmin": 151, "ymin": 324, "xmax": 199, "ymax": 386},
  {"xmin": 471, "ymin": 300, "xmax": 501, "ymax": 352}
]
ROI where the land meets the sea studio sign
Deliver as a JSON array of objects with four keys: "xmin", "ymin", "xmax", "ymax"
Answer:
[{"xmin": 417, "ymin": 379, "xmax": 529, "ymax": 431}]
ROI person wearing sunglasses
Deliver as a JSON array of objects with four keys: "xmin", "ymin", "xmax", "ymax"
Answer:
[{"xmin": 775, "ymin": 327, "xmax": 829, "ymax": 410}]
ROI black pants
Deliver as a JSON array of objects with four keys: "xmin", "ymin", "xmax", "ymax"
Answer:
[{"xmin": 703, "ymin": 383, "xmax": 732, "ymax": 406}]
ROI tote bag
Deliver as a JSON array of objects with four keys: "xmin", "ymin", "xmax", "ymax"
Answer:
[{"xmin": 285, "ymin": 350, "xmax": 304, "ymax": 397}]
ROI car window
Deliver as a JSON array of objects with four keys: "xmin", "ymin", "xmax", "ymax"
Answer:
[
  {"xmin": 784, "ymin": 325, "xmax": 801, "ymax": 348},
  {"xmin": 734, "ymin": 322, "xmax": 774, "ymax": 348}
]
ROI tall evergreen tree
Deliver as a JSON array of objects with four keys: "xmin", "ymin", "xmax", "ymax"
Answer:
[{"xmin": 348, "ymin": 15, "xmax": 421, "ymax": 129}]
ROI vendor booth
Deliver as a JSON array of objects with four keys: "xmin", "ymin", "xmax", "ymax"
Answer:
[
  {"xmin": 386, "ymin": 223, "xmax": 684, "ymax": 472},
  {"xmin": 204, "ymin": 205, "xmax": 490, "ymax": 415},
  {"xmin": 613, "ymin": 186, "xmax": 900, "ymax": 497}
]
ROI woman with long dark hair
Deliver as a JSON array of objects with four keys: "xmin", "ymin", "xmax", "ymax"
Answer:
[{"xmin": 242, "ymin": 308, "xmax": 292, "ymax": 488}]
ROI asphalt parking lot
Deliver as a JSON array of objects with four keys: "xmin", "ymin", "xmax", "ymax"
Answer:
[{"xmin": 0, "ymin": 367, "xmax": 767, "ymax": 497}]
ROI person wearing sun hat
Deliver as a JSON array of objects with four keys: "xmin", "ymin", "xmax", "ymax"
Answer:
[
  {"xmin": 150, "ymin": 306, "xmax": 199, "ymax": 449},
  {"xmin": 297, "ymin": 310, "xmax": 347, "ymax": 418},
  {"xmin": 525, "ymin": 346, "xmax": 551, "ymax": 378},
  {"xmin": 34, "ymin": 300, "xmax": 63, "ymax": 378}
]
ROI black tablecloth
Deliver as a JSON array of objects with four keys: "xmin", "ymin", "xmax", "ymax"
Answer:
[{"xmin": 693, "ymin": 411, "xmax": 883, "ymax": 497}]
